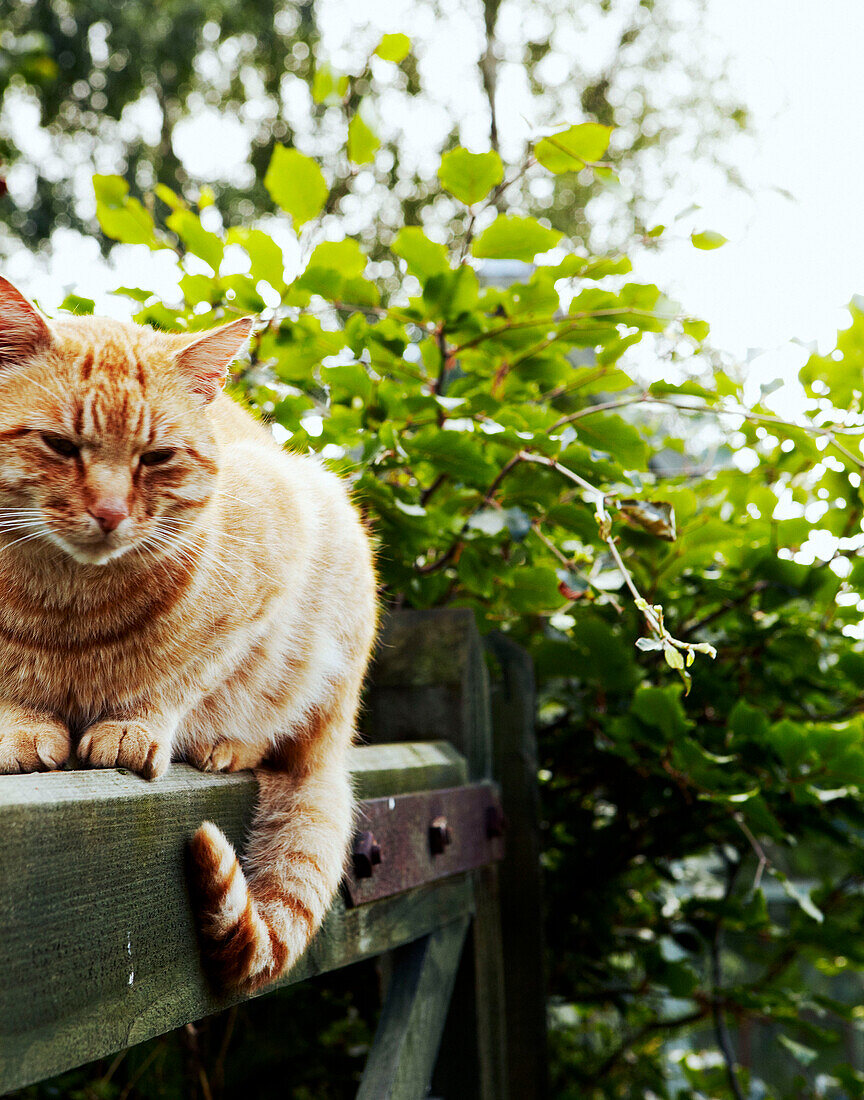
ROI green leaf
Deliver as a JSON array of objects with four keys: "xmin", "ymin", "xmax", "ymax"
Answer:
[
  {"xmin": 375, "ymin": 33, "xmax": 411, "ymax": 63},
  {"xmin": 682, "ymin": 318, "xmax": 710, "ymax": 341},
  {"xmin": 294, "ymin": 241, "xmax": 369, "ymax": 303},
  {"xmin": 535, "ymin": 123, "xmax": 612, "ymax": 173},
  {"xmin": 728, "ymin": 700, "xmax": 769, "ymax": 743},
  {"xmin": 166, "ymin": 208, "xmax": 223, "ymax": 272},
  {"xmin": 154, "ymin": 183, "xmax": 184, "ymax": 211},
  {"xmin": 58, "ymin": 294, "xmax": 95, "ymax": 315},
  {"xmin": 630, "ymin": 686, "xmax": 691, "ymax": 739},
  {"xmin": 264, "ymin": 146, "xmax": 328, "ymax": 229},
  {"xmin": 648, "ymin": 379, "xmax": 717, "ymax": 402},
  {"xmin": 311, "ymin": 64, "xmax": 347, "ymax": 104},
  {"xmin": 226, "ymin": 227, "xmax": 285, "ymax": 289},
  {"xmin": 779, "ymin": 875, "xmax": 824, "ymax": 923},
  {"xmin": 348, "ymin": 112, "xmax": 381, "ymax": 165},
  {"xmin": 438, "ymin": 148, "xmax": 503, "ymax": 206},
  {"xmin": 392, "ymin": 227, "xmax": 450, "ymax": 284},
  {"xmin": 471, "ymin": 215, "xmax": 563, "ymax": 263},
  {"xmin": 800, "ymin": 301, "xmax": 864, "ymax": 406},
  {"xmin": 93, "ymin": 175, "xmax": 157, "ymax": 246},
  {"xmin": 405, "ymin": 426, "xmax": 496, "ymax": 486},
  {"xmin": 838, "ymin": 651, "xmax": 864, "ymax": 688},
  {"xmin": 777, "ymin": 1035, "xmax": 819, "ymax": 1067},
  {"xmin": 112, "ymin": 287, "xmax": 154, "ymax": 304},
  {"xmin": 307, "ymin": 239, "xmax": 367, "ymax": 278},
  {"xmin": 691, "ymin": 229, "xmax": 728, "ymax": 250},
  {"xmin": 507, "ymin": 566, "xmax": 562, "ymax": 613},
  {"xmin": 572, "ymin": 415, "xmax": 649, "ymax": 470},
  {"xmin": 422, "ymin": 265, "xmax": 479, "ymax": 320}
]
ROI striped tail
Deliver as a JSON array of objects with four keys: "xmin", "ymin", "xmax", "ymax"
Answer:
[{"xmin": 189, "ymin": 753, "xmax": 353, "ymax": 992}]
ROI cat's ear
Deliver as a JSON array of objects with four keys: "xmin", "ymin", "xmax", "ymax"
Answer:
[
  {"xmin": 175, "ymin": 317, "xmax": 254, "ymax": 402},
  {"xmin": 0, "ymin": 277, "xmax": 51, "ymax": 365}
]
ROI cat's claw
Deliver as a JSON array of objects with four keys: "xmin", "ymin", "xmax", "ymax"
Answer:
[
  {"xmin": 78, "ymin": 719, "xmax": 171, "ymax": 780},
  {"xmin": 0, "ymin": 717, "xmax": 70, "ymax": 773}
]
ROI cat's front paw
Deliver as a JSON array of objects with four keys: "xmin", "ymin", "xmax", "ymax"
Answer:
[
  {"xmin": 0, "ymin": 712, "xmax": 70, "ymax": 774},
  {"xmin": 78, "ymin": 719, "xmax": 172, "ymax": 780},
  {"xmin": 187, "ymin": 738, "xmax": 265, "ymax": 773}
]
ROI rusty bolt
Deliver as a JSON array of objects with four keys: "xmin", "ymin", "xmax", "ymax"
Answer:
[
  {"xmin": 485, "ymin": 804, "xmax": 506, "ymax": 839},
  {"xmin": 429, "ymin": 815, "xmax": 452, "ymax": 855},
  {"xmin": 352, "ymin": 830, "xmax": 382, "ymax": 878}
]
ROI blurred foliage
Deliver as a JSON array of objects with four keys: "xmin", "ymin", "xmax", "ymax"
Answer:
[
  {"xmin": 9, "ymin": 15, "xmax": 864, "ymax": 1100},
  {"xmin": 10, "ymin": 967, "xmax": 378, "ymax": 1100},
  {"xmin": 0, "ymin": 0, "xmax": 746, "ymax": 256}
]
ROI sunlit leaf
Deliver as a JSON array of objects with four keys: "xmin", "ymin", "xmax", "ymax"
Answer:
[
  {"xmin": 471, "ymin": 215, "xmax": 563, "ymax": 262},
  {"xmin": 348, "ymin": 112, "xmax": 381, "ymax": 165},
  {"xmin": 94, "ymin": 175, "xmax": 157, "ymax": 246},
  {"xmin": 374, "ymin": 33, "xmax": 411, "ymax": 63},
  {"xmin": 391, "ymin": 227, "xmax": 451, "ymax": 284},
  {"xmin": 264, "ymin": 145, "xmax": 328, "ymax": 229},
  {"xmin": 691, "ymin": 229, "xmax": 728, "ymax": 250},
  {"xmin": 438, "ymin": 147, "xmax": 503, "ymax": 205},
  {"xmin": 535, "ymin": 123, "xmax": 612, "ymax": 173}
]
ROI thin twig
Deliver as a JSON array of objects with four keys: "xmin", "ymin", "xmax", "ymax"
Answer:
[
  {"xmin": 585, "ymin": 1009, "xmax": 708, "ymax": 1084},
  {"xmin": 552, "ymin": 393, "xmax": 864, "ymax": 472},
  {"xmin": 450, "ymin": 307, "xmax": 677, "ymax": 356},
  {"xmin": 415, "ymin": 451, "xmax": 523, "ymax": 575},
  {"xmin": 734, "ymin": 812, "xmax": 769, "ymax": 892}
]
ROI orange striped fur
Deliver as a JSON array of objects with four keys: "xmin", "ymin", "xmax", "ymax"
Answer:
[{"xmin": 0, "ymin": 278, "xmax": 377, "ymax": 991}]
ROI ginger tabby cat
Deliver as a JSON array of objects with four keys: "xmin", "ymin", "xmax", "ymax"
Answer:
[{"xmin": 0, "ymin": 277, "xmax": 377, "ymax": 991}]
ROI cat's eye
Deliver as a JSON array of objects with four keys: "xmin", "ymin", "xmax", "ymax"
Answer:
[
  {"xmin": 41, "ymin": 434, "xmax": 80, "ymax": 459},
  {"xmin": 140, "ymin": 449, "xmax": 176, "ymax": 467}
]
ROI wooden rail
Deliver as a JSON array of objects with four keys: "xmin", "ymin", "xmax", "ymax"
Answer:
[{"xmin": 0, "ymin": 609, "xmax": 546, "ymax": 1099}]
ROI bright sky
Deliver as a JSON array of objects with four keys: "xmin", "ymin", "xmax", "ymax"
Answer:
[
  {"xmin": 638, "ymin": 0, "xmax": 864, "ymax": 394},
  {"xmin": 12, "ymin": 0, "xmax": 864, "ymax": 399}
]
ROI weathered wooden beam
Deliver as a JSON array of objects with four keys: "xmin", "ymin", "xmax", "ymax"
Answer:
[
  {"xmin": 356, "ymin": 918, "xmax": 470, "ymax": 1100},
  {"xmin": 0, "ymin": 743, "xmax": 470, "ymax": 1094}
]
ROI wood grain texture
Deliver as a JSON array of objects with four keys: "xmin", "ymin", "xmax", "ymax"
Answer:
[
  {"xmin": 362, "ymin": 609, "xmax": 492, "ymax": 781},
  {"xmin": 364, "ymin": 609, "xmax": 515, "ymax": 1100},
  {"xmin": 0, "ymin": 743, "xmax": 471, "ymax": 1094},
  {"xmin": 356, "ymin": 918, "xmax": 470, "ymax": 1100}
]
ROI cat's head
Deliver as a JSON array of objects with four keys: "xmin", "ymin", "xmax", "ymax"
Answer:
[{"xmin": 0, "ymin": 277, "xmax": 252, "ymax": 566}]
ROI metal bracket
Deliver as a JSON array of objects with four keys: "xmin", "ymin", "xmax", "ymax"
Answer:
[{"xmin": 344, "ymin": 782, "xmax": 505, "ymax": 906}]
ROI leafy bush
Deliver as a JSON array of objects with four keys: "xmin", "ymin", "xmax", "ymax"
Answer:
[{"xmin": 38, "ymin": 33, "xmax": 864, "ymax": 1100}]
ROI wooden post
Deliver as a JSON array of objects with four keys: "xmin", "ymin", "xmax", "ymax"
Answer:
[
  {"xmin": 365, "ymin": 609, "xmax": 510, "ymax": 1100},
  {"xmin": 357, "ymin": 918, "xmax": 470, "ymax": 1100},
  {"xmin": 362, "ymin": 608, "xmax": 492, "ymax": 780},
  {"xmin": 486, "ymin": 632, "xmax": 548, "ymax": 1099}
]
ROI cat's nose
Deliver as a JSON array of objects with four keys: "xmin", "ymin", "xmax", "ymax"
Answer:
[{"xmin": 88, "ymin": 499, "xmax": 129, "ymax": 533}]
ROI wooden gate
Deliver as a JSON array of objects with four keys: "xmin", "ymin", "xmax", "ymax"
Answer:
[{"xmin": 0, "ymin": 610, "xmax": 546, "ymax": 1099}]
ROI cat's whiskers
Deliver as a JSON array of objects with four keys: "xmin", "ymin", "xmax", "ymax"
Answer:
[
  {"xmin": 0, "ymin": 519, "xmax": 46, "ymax": 530},
  {"xmin": 152, "ymin": 517, "xmax": 279, "ymax": 586},
  {"xmin": 134, "ymin": 533, "xmax": 224, "ymax": 629},
  {"xmin": 0, "ymin": 530, "xmax": 50, "ymax": 555}
]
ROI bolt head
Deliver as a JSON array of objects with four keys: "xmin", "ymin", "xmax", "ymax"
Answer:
[
  {"xmin": 352, "ymin": 830, "xmax": 382, "ymax": 878},
  {"xmin": 429, "ymin": 815, "xmax": 452, "ymax": 855}
]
